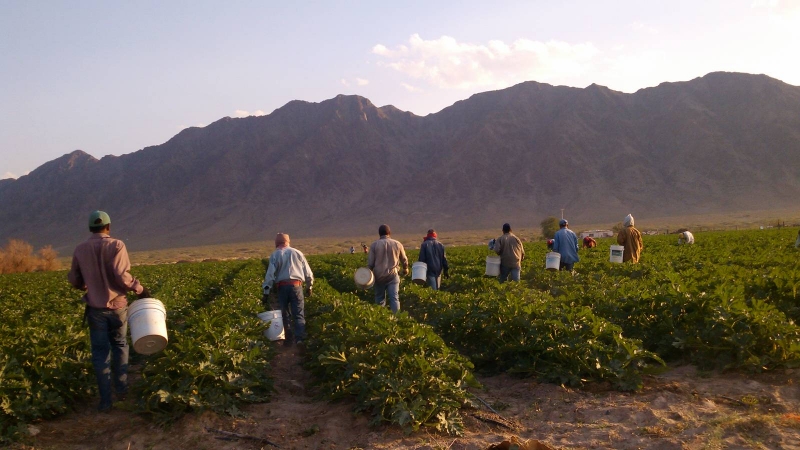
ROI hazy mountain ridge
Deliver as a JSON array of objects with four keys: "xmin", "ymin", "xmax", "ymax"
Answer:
[{"xmin": 2, "ymin": 72, "xmax": 799, "ymax": 251}]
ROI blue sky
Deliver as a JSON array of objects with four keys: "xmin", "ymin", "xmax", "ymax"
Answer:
[{"xmin": 2, "ymin": 0, "xmax": 798, "ymax": 179}]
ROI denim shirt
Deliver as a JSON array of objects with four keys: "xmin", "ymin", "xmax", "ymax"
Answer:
[{"xmin": 552, "ymin": 227, "xmax": 580, "ymax": 265}]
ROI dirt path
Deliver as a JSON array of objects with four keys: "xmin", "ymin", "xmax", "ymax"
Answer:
[{"xmin": 14, "ymin": 348, "xmax": 800, "ymax": 450}]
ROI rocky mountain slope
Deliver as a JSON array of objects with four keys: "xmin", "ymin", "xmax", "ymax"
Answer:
[{"xmin": 1, "ymin": 72, "xmax": 799, "ymax": 251}]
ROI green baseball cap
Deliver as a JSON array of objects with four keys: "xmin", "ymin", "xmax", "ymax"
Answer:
[{"xmin": 88, "ymin": 210, "xmax": 111, "ymax": 227}]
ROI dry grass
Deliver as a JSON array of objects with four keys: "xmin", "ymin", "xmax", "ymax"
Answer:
[{"xmin": 0, "ymin": 239, "xmax": 61, "ymax": 274}]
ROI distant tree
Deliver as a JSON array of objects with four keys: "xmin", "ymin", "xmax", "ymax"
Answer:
[
  {"xmin": 611, "ymin": 222, "xmax": 625, "ymax": 234},
  {"xmin": 540, "ymin": 217, "xmax": 559, "ymax": 239}
]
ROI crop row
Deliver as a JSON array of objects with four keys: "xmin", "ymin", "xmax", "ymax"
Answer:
[
  {"xmin": 309, "ymin": 228, "xmax": 800, "ymax": 386},
  {"xmin": 303, "ymin": 272, "xmax": 478, "ymax": 434},
  {"xmin": 128, "ymin": 260, "xmax": 273, "ymax": 424},
  {"xmin": 0, "ymin": 260, "xmax": 275, "ymax": 442}
]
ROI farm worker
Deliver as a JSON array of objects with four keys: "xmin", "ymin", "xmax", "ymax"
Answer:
[
  {"xmin": 368, "ymin": 224, "xmax": 409, "ymax": 313},
  {"xmin": 546, "ymin": 239, "xmax": 554, "ymax": 250},
  {"xmin": 493, "ymin": 223, "xmax": 525, "ymax": 283},
  {"xmin": 67, "ymin": 210, "xmax": 151, "ymax": 412},
  {"xmin": 350, "ymin": 246, "xmax": 355, "ymax": 254},
  {"xmin": 262, "ymin": 233, "xmax": 314, "ymax": 346},
  {"xmin": 616, "ymin": 214, "xmax": 644, "ymax": 263},
  {"xmin": 583, "ymin": 236, "xmax": 597, "ymax": 249},
  {"xmin": 678, "ymin": 231, "xmax": 695, "ymax": 245},
  {"xmin": 417, "ymin": 228, "xmax": 449, "ymax": 290},
  {"xmin": 361, "ymin": 242, "xmax": 368, "ymax": 253},
  {"xmin": 552, "ymin": 219, "xmax": 580, "ymax": 271}
]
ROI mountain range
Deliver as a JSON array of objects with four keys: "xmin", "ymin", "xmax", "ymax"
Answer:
[{"xmin": 1, "ymin": 71, "xmax": 799, "ymax": 252}]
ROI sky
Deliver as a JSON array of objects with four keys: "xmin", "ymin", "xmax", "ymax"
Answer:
[{"xmin": 2, "ymin": 0, "xmax": 799, "ymax": 179}]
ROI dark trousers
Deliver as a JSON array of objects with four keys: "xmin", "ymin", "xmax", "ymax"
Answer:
[
  {"xmin": 277, "ymin": 285, "xmax": 306, "ymax": 342},
  {"xmin": 87, "ymin": 306, "xmax": 128, "ymax": 410}
]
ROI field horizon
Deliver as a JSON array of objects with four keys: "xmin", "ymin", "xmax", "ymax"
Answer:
[{"xmin": 110, "ymin": 207, "xmax": 800, "ymax": 265}]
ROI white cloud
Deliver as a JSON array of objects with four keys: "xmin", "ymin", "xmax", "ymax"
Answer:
[
  {"xmin": 234, "ymin": 110, "xmax": 266, "ymax": 118},
  {"xmin": 341, "ymin": 77, "xmax": 370, "ymax": 87},
  {"xmin": 177, "ymin": 123, "xmax": 206, "ymax": 131},
  {"xmin": 2, "ymin": 171, "xmax": 17, "ymax": 180},
  {"xmin": 630, "ymin": 21, "xmax": 659, "ymax": 35},
  {"xmin": 401, "ymin": 82, "xmax": 423, "ymax": 93},
  {"xmin": 599, "ymin": 50, "xmax": 675, "ymax": 93},
  {"xmin": 372, "ymin": 34, "xmax": 600, "ymax": 90},
  {"xmin": 751, "ymin": 0, "xmax": 800, "ymax": 13},
  {"xmin": 751, "ymin": 0, "xmax": 780, "ymax": 9}
]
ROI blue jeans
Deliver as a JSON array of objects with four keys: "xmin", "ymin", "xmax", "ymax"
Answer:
[
  {"xmin": 426, "ymin": 274, "xmax": 441, "ymax": 290},
  {"xmin": 499, "ymin": 265, "xmax": 520, "ymax": 283},
  {"xmin": 87, "ymin": 307, "xmax": 128, "ymax": 410},
  {"xmin": 278, "ymin": 285, "xmax": 306, "ymax": 342},
  {"xmin": 374, "ymin": 274, "xmax": 400, "ymax": 313}
]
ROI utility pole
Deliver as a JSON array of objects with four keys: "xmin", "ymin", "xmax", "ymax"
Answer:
[{"xmin": 560, "ymin": 208, "xmax": 564, "ymax": 220}]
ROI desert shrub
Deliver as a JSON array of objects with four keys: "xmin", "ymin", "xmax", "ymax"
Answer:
[{"xmin": 0, "ymin": 240, "xmax": 61, "ymax": 274}]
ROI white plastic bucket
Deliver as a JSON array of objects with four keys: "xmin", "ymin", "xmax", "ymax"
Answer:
[
  {"xmin": 354, "ymin": 267, "xmax": 374, "ymax": 289},
  {"xmin": 128, "ymin": 298, "xmax": 168, "ymax": 355},
  {"xmin": 485, "ymin": 256, "xmax": 501, "ymax": 277},
  {"xmin": 257, "ymin": 310, "xmax": 285, "ymax": 341},
  {"xmin": 545, "ymin": 252, "xmax": 561, "ymax": 271},
  {"xmin": 412, "ymin": 262, "xmax": 427, "ymax": 285},
  {"xmin": 610, "ymin": 245, "xmax": 624, "ymax": 263}
]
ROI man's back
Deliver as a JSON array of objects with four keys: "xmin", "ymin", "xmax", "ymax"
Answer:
[
  {"xmin": 419, "ymin": 238, "xmax": 447, "ymax": 276},
  {"xmin": 494, "ymin": 233, "xmax": 525, "ymax": 268},
  {"xmin": 369, "ymin": 236, "xmax": 408, "ymax": 283},
  {"xmin": 553, "ymin": 228, "xmax": 579, "ymax": 264},
  {"xmin": 266, "ymin": 246, "xmax": 314, "ymax": 285},
  {"xmin": 68, "ymin": 234, "xmax": 140, "ymax": 309},
  {"xmin": 617, "ymin": 227, "xmax": 643, "ymax": 262}
]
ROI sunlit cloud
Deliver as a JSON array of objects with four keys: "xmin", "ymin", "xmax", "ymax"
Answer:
[
  {"xmin": 401, "ymin": 82, "xmax": 423, "ymax": 93},
  {"xmin": 630, "ymin": 21, "xmax": 659, "ymax": 34},
  {"xmin": 751, "ymin": 0, "xmax": 800, "ymax": 13},
  {"xmin": 177, "ymin": 123, "xmax": 206, "ymax": 131},
  {"xmin": 751, "ymin": 0, "xmax": 780, "ymax": 9},
  {"xmin": 234, "ymin": 110, "xmax": 266, "ymax": 117},
  {"xmin": 341, "ymin": 77, "xmax": 370, "ymax": 87},
  {"xmin": 372, "ymin": 34, "xmax": 600, "ymax": 90},
  {"xmin": 2, "ymin": 172, "xmax": 17, "ymax": 180}
]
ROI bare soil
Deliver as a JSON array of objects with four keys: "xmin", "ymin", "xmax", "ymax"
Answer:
[{"xmin": 13, "ymin": 342, "xmax": 800, "ymax": 450}]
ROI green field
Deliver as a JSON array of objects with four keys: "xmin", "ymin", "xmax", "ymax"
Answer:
[{"xmin": 2, "ymin": 228, "xmax": 799, "ymax": 442}]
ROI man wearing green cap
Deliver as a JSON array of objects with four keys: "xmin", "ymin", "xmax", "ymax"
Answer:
[{"xmin": 68, "ymin": 210, "xmax": 150, "ymax": 412}]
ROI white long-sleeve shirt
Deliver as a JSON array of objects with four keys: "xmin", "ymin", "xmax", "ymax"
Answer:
[{"xmin": 262, "ymin": 246, "xmax": 314, "ymax": 294}]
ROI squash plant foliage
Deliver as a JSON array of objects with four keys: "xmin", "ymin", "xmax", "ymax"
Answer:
[
  {"xmin": 303, "ymin": 277, "xmax": 478, "ymax": 434},
  {"xmin": 2, "ymin": 228, "xmax": 799, "ymax": 443}
]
